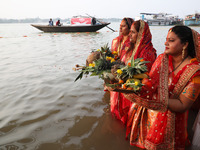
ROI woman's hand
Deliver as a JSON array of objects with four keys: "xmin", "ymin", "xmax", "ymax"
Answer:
[{"xmin": 103, "ymin": 82, "xmax": 115, "ymax": 91}]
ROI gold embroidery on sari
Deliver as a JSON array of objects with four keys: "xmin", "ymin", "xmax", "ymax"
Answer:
[
  {"xmin": 159, "ymin": 54, "xmax": 169, "ymax": 110},
  {"xmin": 182, "ymin": 82, "xmax": 200, "ymax": 101},
  {"xmin": 145, "ymin": 54, "xmax": 175, "ymax": 150},
  {"xmin": 172, "ymin": 65, "xmax": 200, "ymax": 99},
  {"xmin": 123, "ymin": 54, "xmax": 169, "ymax": 113}
]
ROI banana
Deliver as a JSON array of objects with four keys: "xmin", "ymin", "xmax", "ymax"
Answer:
[
  {"xmin": 133, "ymin": 73, "xmax": 148, "ymax": 79},
  {"xmin": 126, "ymin": 78, "xmax": 140, "ymax": 84}
]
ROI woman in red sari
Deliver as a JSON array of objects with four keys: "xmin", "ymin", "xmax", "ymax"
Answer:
[
  {"xmin": 110, "ymin": 20, "xmax": 157, "ymax": 124},
  {"xmin": 109, "ymin": 17, "xmax": 133, "ymax": 122},
  {"xmin": 123, "ymin": 25, "xmax": 200, "ymax": 149},
  {"xmin": 111, "ymin": 17, "xmax": 134, "ymax": 58}
]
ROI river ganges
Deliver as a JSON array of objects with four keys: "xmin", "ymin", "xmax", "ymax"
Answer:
[{"xmin": 0, "ymin": 22, "xmax": 199, "ymax": 150}]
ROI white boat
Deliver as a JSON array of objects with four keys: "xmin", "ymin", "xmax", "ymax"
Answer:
[
  {"xmin": 184, "ymin": 13, "xmax": 200, "ymax": 26},
  {"xmin": 140, "ymin": 13, "xmax": 183, "ymax": 26}
]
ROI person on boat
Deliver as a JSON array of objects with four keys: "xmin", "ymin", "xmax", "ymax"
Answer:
[
  {"xmin": 92, "ymin": 17, "xmax": 96, "ymax": 25},
  {"xmin": 121, "ymin": 25, "xmax": 200, "ymax": 149},
  {"xmin": 49, "ymin": 18, "xmax": 54, "ymax": 26},
  {"xmin": 56, "ymin": 20, "xmax": 61, "ymax": 26},
  {"xmin": 109, "ymin": 20, "xmax": 157, "ymax": 124}
]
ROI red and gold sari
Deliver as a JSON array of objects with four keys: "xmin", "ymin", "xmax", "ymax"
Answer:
[
  {"xmin": 124, "ymin": 30, "xmax": 200, "ymax": 149},
  {"xmin": 111, "ymin": 35, "xmax": 131, "ymax": 60},
  {"xmin": 110, "ymin": 35, "xmax": 132, "ymax": 123},
  {"xmin": 110, "ymin": 20, "xmax": 157, "ymax": 124}
]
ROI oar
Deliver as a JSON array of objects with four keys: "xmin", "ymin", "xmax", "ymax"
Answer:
[{"xmin": 86, "ymin": 14, "xmax": 116, "ymax": 32}]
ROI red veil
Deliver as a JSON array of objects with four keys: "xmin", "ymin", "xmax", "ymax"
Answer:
[
  {"xmin": 124, "ymin": 30, "xmax": 200, "ymax": 149},
  {"xmin": 110, "ymin": 20, "xmax": 157, "ymax": 124},
  {"xmin": 124, "ymin": 20, "xmax": 157, "ymax": 68}
]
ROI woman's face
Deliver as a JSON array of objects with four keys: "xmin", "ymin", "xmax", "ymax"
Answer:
[
  {"xmin": 119, "ymin": 20, "xmax": 129, "ymax": 36},
  {"xmin": 164, "ymin": 31, "xmax": 185, "ymax": 56},
  {"xmin": 129, "ymin": 25, "xmax": 138, "ymax": 44}
]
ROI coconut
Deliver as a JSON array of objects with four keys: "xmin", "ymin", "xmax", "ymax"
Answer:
[
  {"xmin": 86, "ymin": 51, "xmax": 101, "ymax": 66},
  {"xmin": 111, "ymin": 61, "xmax": 125, "ymax": 76}
]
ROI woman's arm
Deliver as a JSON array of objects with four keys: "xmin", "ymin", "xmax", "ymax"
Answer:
[
  {"xmin": 169, "ymin": 76, "xmax": 200, "ymax": 113},
  {"xmin": 168, "ymin": 96, "xmax": 194, "ymax": 113}
]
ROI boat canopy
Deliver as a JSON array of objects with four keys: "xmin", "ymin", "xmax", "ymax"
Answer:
[{"xmin": 71, "ymin": 16, "xmax": 92, "ymax": 25}]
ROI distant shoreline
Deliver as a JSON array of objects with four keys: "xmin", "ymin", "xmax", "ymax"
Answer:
[{"xmin": 0, "ymin": 18, "xmax": 122, "ymax": 23}]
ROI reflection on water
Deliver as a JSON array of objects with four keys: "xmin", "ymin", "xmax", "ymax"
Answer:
[{"xmin": 0, "ymin": 23, "xmax": 200, "ymax": 150}]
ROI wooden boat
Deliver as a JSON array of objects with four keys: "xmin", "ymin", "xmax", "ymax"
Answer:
[{"xmin": 31, "ymin": 23, "xmax": 110, "ymax": 32}]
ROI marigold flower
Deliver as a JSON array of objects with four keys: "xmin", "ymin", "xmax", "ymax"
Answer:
[
  {"xmin": 106, "ymin": 56, "xmax": 112, "ymax": 60},
  {"xmin": 135, "ymin": 80, "xmax": 139, "ymax": 86},
  {"xmin": 111, "ymin": 58, "xmax": 115, "ymax": 63},
  {"xmin": 119, "ymin": 79, "xmax": 124, "ymax": 84},
  {"xmin": 89, "ymin": 63, "xmax": 95, "ymax": 67},
  {"xmin": 128, "ymin": 62, "xmax": 131, "ymax": 67},
  {"xmin": 112, "ymin": 51, "xmax": 118, "ymax": 55},
  {"xmin": 140, "ymin": 59, "xmax": 144, "ymax": 62},
  {"xmin": 117, "ymin": 69, "xmax": 123, "ymax": 75},
  {"xmin": 122, "ymin": 84, "xmax": 127, "ymax": 89}
]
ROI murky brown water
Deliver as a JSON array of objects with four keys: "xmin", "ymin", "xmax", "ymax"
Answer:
[{"xmin": 0, "ymin": 23, "xmax": 199, "ymax": 150}]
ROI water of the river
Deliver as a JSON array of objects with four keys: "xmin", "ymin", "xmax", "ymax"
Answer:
[{"xmin": 0, "ymin": 22, "xmax": 200, "ymax": 150}]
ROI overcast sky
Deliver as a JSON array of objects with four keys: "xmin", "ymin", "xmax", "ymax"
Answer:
[{"xmin": 0, "ymin": 0, "xmax": 199, "ymax": 19}]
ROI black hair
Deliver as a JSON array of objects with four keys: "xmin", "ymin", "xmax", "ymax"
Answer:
[
  {"xmin": 171, "ymin": 25, "xmax": 195, "ymax": 58},
  {"xmin": 133, "ymin": 20, "xmax": 140, "ymax": 32},
  {"xmin": 123, "ymin": 18, "xmax": 134, "ymax": 29}
]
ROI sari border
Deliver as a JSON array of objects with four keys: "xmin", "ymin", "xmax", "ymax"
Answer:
[
  {"xmin": 172, "ymin": 65, "xmax": 200, "ymax": 98},
  {"xmin": 159, "ymin": 54, "xmax": 169, "ymax": 110},
  {"xmin": 123, "ymin": 54, "xmax": 168, "ymax": 112},
  {"xmin": 145, "ymin": 54, "xmax": 175, "ymax": 150},
  {"xmin": 123, "ymin": 93, "xmax": 167, "ymax": 112}
]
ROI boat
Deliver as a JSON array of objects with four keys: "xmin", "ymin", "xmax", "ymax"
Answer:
[
  {"xmin": 31, "ymin": 23, "xmax": 110, "ymax": 32},
  {"xmin": 139, "ymin": 13, "xmax": 183, "ymax": 26},
  {"xmin": 31, "ymin": 16, "xmax": 110, "ymax": 32},
  {"xmin": 184, "ymin": 13, "xmax": 200, "ymax": 26}
]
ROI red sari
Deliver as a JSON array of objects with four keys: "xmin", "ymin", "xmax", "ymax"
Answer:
[
  {"xmin": 125, "ymin": 54, "xmax": 200, "ymax": 149},
  {"xmin": 124, "ymin": 30, "xmax": 200, "ymax": 150},
  {"xmin": 110, "ymin": 35, "xmax": 132, "ymax": 123},
  {"xmin": 111, "ymin": 35, "xmax": 131, "ymax": 60},
  {"xmin": 124, "ymin": 30, "xmax": 200, "ymax": 149},
  {"xmin": 110, "ymin": 20, "xmax": 157, "ymax": 124}
]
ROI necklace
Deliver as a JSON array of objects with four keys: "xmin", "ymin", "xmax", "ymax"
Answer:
[{"xmin": 169, "ymin": 55, "xmax": 188, "ymax": 75}]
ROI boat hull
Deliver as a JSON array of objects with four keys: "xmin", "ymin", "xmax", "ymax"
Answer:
[
  {"xmin": 184, "ymin": 20, "xmax": 200, "ymax": 26},
  {"xmin": 31, "ymin": 23, "xmax": 110, "ymax": 32},
  {"xmin": 145, "ymin": 20, "xmax": 183, "ymax": 26}
]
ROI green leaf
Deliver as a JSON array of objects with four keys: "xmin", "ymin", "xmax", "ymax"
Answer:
[
  {"xmin": 106, "ymin": 83, "xmax": 120, "ymax": 88},
  {"xmin": 74, "ymin": 72, "xmax": 84, "ymax": 82},
  {"xmin": 91, "ymin": 72, "xmax": 98, "ymax": 76},
  {"xmin": 131, "ymin": 57, "xmax": 135, "ymax": 67}
]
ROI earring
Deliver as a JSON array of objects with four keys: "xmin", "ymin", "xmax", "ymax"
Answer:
[{"xmin": 182, "ymin": 47, "xmax": 185, "ymax": 59}]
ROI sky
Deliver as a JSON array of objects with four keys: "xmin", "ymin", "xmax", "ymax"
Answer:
[{"xmin": 0, "ymin": 0, "xmax": 199, "ymax": 19}]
